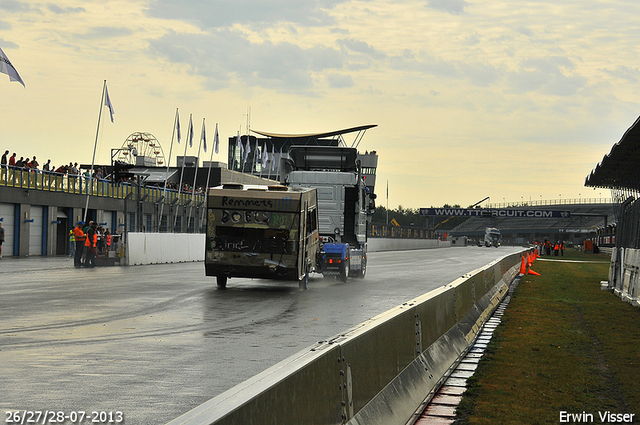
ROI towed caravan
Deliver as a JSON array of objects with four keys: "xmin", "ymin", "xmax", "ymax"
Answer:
[{"xmin": 205, "ymin": 184, "xmax": 320, "ymax": 289}]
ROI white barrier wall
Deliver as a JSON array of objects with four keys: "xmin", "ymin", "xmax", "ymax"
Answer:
[
  {"xmin": 124, "ymin": 234, "xmax": 451, "ymax": 265},
  {"xmin": 126, "ymin": 233, "xmax": 205, "ymax": 265},
  {"xmin": 608, "ymin": 248, "xmax": 640, "ymax": 308},
  {"xmin": 368, "ymin": 238, "xmax": 451, "ymax": 252}
]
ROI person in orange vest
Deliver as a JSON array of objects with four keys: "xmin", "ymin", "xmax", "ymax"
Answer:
[
  {"xmin": 560, "ymin": 241, "xmax": 565, "ymax": 256},
  {"xmin": 105, "ymin": 229, "xmax": 112, "ymax": 255},
  {"xmin": 84, "ymin": 221, "xmax": 98, "ymax": 268},
  {"xmin": 554, "ymin": 241, "xmax": 560, "ymax": 256},
  {"xmin": 73, "ymin": 221, "xmax": 86, "ymax": 267}
]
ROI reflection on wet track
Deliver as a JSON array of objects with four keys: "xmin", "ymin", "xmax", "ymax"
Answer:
[{"xmin": 0, "ymin": 246, "xmax": 522, "ymax": 424}]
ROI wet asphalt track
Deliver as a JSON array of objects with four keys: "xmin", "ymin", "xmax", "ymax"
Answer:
[{"xmin": 0, "ymin": 246, "xmax": 523, "ymax": 424}]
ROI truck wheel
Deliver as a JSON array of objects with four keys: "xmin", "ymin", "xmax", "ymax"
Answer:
[
  {"xmin": 217, "ymin": 276, "xmax": 227, "ymax": 288},
  {"xmin": 339, "ymin": 264, "xmax": 349, "ymax": 283},
  {"xmin": 358, "ymin": 257, "xmax": 367, "ymax": 279}
]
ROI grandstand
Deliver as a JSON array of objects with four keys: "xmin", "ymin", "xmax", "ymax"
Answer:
[{"xmin": 449, "ymin": 200, "xmax": 614, "ymax": 246}]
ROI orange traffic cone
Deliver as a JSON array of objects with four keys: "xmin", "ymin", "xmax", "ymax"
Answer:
[
  {"xmin": 527, "ymin": 268, "xmax": 541, "ymax": 276},
  {"xmin": 519, "ymin": 255, "xmax": 527, "ymax": 275},
  {"xmin": 527, "ymin": 251, "xmax": 533, "ymax": 267}
]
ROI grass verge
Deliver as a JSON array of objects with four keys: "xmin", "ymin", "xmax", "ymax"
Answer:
[{"xmin": 454, "ymin": 249, "xmax": 640, "ymax": 424}]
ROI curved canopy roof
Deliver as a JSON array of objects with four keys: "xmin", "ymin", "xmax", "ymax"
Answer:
[
  {"xmin": 251, "ymin": 124, "xmax": 377, "ymax": 139},
  {"xmin": 585, "ymin": 115, "xmax": 640, "ymax": 192}
]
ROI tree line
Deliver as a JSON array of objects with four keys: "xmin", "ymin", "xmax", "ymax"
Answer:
[{"xmin": 371, "ymin": 205, "xmax": 469, "ymax": 231}]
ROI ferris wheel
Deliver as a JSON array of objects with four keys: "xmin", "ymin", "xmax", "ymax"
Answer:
[{"xmin": 115, "ymin": 132, "xmax": 166, "ymax": 167}]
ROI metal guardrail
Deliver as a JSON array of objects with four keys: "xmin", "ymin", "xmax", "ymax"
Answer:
[
  {"xmin": 487, "ymin": 197, "xmax": 613, "ymax": 208},
  {"xmin": 0, "ymin": 166, "xmax": 204, "ymax": 206}
]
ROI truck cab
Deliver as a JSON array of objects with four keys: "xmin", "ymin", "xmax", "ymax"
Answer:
[{"xmin": 282, "ymin": 146, "xmax": 373, "ymax": 280}]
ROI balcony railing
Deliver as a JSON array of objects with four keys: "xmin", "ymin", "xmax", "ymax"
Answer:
[{"xmin": 0, "ymin": 165, "xmax": 204, "ymax": 206}]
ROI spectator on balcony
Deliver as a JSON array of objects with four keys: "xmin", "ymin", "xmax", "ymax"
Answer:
[
  {"xmin": 8, "ymin": 153, "xmax": 16, "ymax": 166},
  {"xmin": 28, "ymin": 156, "xmax": 39, "ymax": 171},
  {"xmin": 1, "ymin": 150, "xmax": 8, "ymax": 167}
]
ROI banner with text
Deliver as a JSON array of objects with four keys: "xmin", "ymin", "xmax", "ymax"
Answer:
[{"xmin": 419, "ymin": 208, "xmax": 571, "ymax": 218}]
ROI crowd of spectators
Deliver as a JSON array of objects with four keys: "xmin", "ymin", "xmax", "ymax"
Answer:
[
  {"xmin": 2, "ymin": 150, "xmax": 205, "ymax": 194},
  {"xmin": 1, "ymin": 149, "xmax": 98, "ymax": 178}
]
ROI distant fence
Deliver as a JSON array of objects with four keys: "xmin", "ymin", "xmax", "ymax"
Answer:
[
  {"xmin": 487, "ymin": 197, "xmax": 613, "ymax": 208},
  {"xmin": 0, "ymin": 165, "xmax": 203, "ymax": 206}
]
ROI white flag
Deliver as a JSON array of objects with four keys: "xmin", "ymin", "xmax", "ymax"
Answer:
[
  {"xmin": 214, "ymin": 123, "xmax": 219, "ymax": 154},
  {"xmin": 262, "ymin": 144, "xmax": 268, "ymax": 168},
  {"xmin": 201, "ymin": 119, "xmax": 207, "ymax": 152},
  {"xmin": 104, "ymin": 84, "xmax": 115, "ymax": 123},
  {"xmin": 0, "ymin": 47, "xmax": 25, "ymax": 87},
  {"xmin": 243, "ymin": 138, "xmax": 251, "ymax": 163},
  {"xmin": 236, "ymin": 132, "xmax": 243, "ymax": 159},
  {"xmin": 271, "ymin": 144, "xmax": 276, "ymax": 171}
]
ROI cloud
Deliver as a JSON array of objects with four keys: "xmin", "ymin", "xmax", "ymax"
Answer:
[
  {"xmin": 0, "ymin": 20, "xmax": 11, "ymax": 30},
  {"xmin": 145, "ymin": 0, "xmax": 347, "ymax": 29},
  {"xmin": 74, "ymin": 26, "xmax": 134, "ymax": 40},
  {"xmin": 508, "ymin": 56, "xmax": 587, "ymax": 96},
  {"xmin": 0, "ymin": 37, "xmax": 18, "ymax": 48},
  {"xmin": 337, "ymin": 38, "xmax": 386, "ymax": 59},
  {"xmin": 426, "ymin": 0, "xmax": 468, "ymax": 15},
  {"xmin": 148, "ymin": 29, "xmax": 344, "ymax": 92},
  {"xmin": 47, "ymin": 4, "xmax": 85, "ymax": 14},
  {"xmin": 517, "ymin": 26, "xmax": 534, "ymax": 37},
  {"xmin": 602, "ymin": 65, "xmax": 640, "ymax": 83},
  {"xmin": 0, "ymin": 0, "xmax": 30, "ymax": 13},
  {"xmin": 326, "ymin": 72, "xmax": 353, "ymax": 88}
]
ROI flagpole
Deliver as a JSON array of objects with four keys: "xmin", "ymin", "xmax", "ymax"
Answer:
[
  {"xmin": 173, "ymin": 113, "xmax": 191, "ymax": 231},
  {"xmin": 159, "ymin": 108, "xmax": 178, "ymax": 231},
  {"xmin": 253, "ymin": 138, "xmax": 258, "ymax": 183},
  {"xmin": 188, "ymin": 118, "xmax": 205, "ymax": 231},
  {"xmin": 201, "ymin": 122, "xmax": 217, "ymax": 226},
  {"xmin": 386, "ymin": 180, "xmax": 389, "ymax": 225},
  {"xmin": 83, "ymin": 80, "xmax": 107, "ymax": 223},
  {"xmin": 203, "ymin": 123, "xmax": 216, "ymax": 191},
  {"xmin": 266, "ymin": 142, "xmax": 271, "ymax": 181}
]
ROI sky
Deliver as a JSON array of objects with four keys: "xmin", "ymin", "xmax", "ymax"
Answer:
[{"xmin": 1, "ymin": 0, "xmax": 638, "ymax": 209}]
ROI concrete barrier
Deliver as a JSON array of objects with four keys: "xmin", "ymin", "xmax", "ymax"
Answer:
[
  {"xmin": 367, "ymin": 238, "xmax": 450, "ymax": 252},
  {"xmin": 124, "ymin": 234, "xmax": 450, "ymax": 265},
  {"xmin": 126, "ymin": 233, "xmax": 205, "ymax": 265},
  {"xmin": 165, "ymin": 250, "xmax": 525, "ymax": 425}
]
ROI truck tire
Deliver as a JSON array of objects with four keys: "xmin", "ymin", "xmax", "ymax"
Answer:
[
  {"xmin": 339, "ymin": 261, "xmax": 349, "ymax": 283},
  {"xmin": 357, "ymin": 256, "xmax": 367, "ymax": 279},
  {"xmin": 217, "ymin": 276, "xmax": 227, "ymax": 288}
]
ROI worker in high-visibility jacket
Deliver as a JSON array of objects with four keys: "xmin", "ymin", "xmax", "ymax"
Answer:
[
  {"xmin": 84, "ymin": 221, "xmax": 98, "ymax": 268},
  {"xmin": 73, "ymin": 222, "xmax": 86, "ymax": 267}
]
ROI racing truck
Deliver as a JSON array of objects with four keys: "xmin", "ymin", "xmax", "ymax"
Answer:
[
  {"xmin": 281, "ymin": 146, "xmax": 375, "ymax": 281},
  {"xmin": 483, "ymin": 227, "xmax": 501, "ymax": 247}
]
